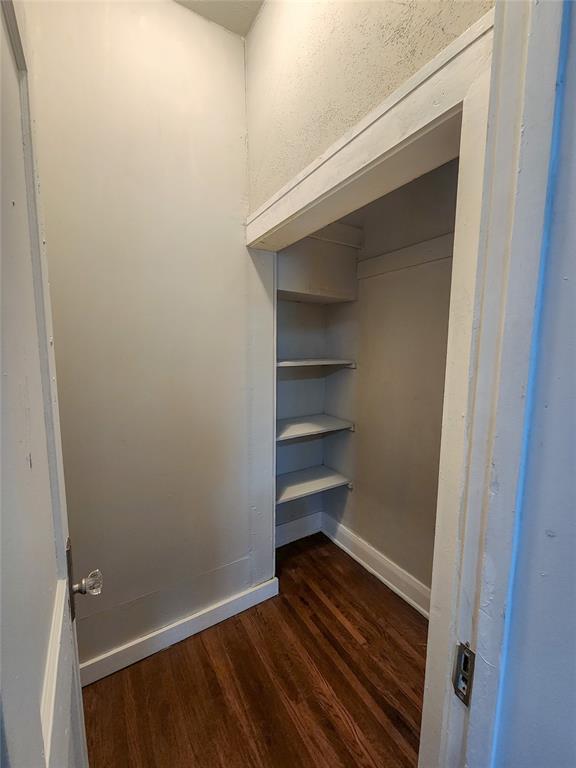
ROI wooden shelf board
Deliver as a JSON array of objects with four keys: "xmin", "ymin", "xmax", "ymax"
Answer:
[
  {"xmin": 277, "ymin": 358, "xmax": 356, "ymax": 369},
  {"xmin": 276, "ymin": 465, "xmax": 351, "ymax": 505},
  {"xmin": 278, "ymin": 289, "xmax": 355, "ymax": 305},
  {"xmin": 277, "ymin": 414, "xmax": 354, "ymax": 442},
  {"xmin": 309, "ymin": 222, "xmax": 363, "ymax": 250}
]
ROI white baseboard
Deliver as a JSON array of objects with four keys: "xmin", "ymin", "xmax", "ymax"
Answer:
[
  {"xmin": 276, "ymin": 511, "xmax": 322, "ymax": 548},
  {"xmin": 322, "ymin": 514, "xmax": 430, "ymax": 618},
  {"xmin": 81, "ymin": 517, "xmax": 428, "ymax": 685},
  {"xmin": 80, "ymin": 577, "xmax": 279, "ymax": 686}
]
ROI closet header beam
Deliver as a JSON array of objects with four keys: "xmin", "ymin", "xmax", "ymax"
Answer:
[{"xmin": 246, "ymin": 12, "xmax": 493, "ymax": 252}]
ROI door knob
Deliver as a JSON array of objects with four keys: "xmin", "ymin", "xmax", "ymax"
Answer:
[{"xmin": 72, "ymin": 569, "xmax": 103, "ymax": 596}]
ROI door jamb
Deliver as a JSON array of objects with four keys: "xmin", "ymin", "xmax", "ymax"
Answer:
[{"xmin": 460, "ymin": 3, "xmax": 568, "ymax": 765}]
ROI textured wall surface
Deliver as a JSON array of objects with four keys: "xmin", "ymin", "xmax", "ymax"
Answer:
[
  {"xmin": 495, "ymin": 7, "xmax": 576, "ymax": 765},
  {"xmin": 246, "ymin": 0, "xmax": 493, "ymax": 211},
  {"xmin": 22, "ymin": 0, "xmax": 274, "ymax": 663}
]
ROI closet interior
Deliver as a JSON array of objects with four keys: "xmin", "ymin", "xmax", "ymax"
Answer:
[{"xmin": 275, "ymin": 159, "xmax": 458, "ymax": 597}]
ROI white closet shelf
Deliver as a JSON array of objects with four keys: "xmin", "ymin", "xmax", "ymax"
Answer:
[
  {"xmin": 277, "ymin": 358, "xmax": 356, "ymax": 369},
  {"xmin": 278, "ymin": 289, "xmax": 355, "ymax": 304},
  {"xmin": 276, "ymin": 414, "xmax": 354, "ymax": 442},
  {"xmin": 276, "ymin": 465, "xmax": 352, "ymax": 505}
]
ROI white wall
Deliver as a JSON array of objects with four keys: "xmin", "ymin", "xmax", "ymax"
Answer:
[
  {"xmin": 21, "ymin": 0, "xmax": 275, "ymax": 664},
  {"xmin": 246, "ymin": 0, "xmax": 492, "ymax": 211},
  {"xmin": 494, "ymin": 8, "xmax": 576, "ymax": 764}
]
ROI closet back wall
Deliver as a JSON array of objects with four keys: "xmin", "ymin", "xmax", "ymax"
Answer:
[
  {"xmin": 21, "ymin": 0, "xmax": 274, "ymax": 664},
  {"xmin": 325, "ymin": 161, "xmax": 458, "ymax": 588}
]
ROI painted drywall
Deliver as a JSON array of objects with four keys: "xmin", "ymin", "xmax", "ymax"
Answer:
[
  {"xmin": 324, "ymin": 163, "xmax": 457, "ymax": 587},
  {"xmin": 344, "ymin": 160, "xmax": 459, "ymax": 260},
  {"xmin": 246, "ymin": 0, "xmax": 492, "ymax": 211},
  {"xmin": 277, "ymin": 237, "xmax": 357, "ymax": 303},
  {"xmin": 494, "ymin": 7, "xmax": 576, "ymax": 764},
  {"xmin": 21, "ymin": 0, "xmax": 275, "ymax": 663},
  {"xmin": 176, "ymin": 0, "xmax": 263, "ymax": 36}
]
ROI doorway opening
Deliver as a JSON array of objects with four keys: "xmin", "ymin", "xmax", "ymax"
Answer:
[
  {"xmin": 274, "ymin": 159, "xmax": 458, "ymax": 757},
  {"xmin": 247, "ymin": 22, "xmax": 494, "ymax": 756}
]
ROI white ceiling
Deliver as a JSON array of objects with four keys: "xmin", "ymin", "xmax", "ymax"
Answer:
[{"xmin": 176, "ymin": 0, "xmax": 263, "ymax": 37}]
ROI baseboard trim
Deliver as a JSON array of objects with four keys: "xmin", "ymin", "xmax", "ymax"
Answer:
[
  {"xmin": 322, "ymin": 514, "xmax": 430, "ymax": 618},
  {"xmin": 80, "ymin": 577, "xmax": 279, "ymax": 686},
  {"xmin": 276, "ymin": 511, "xmax": 322, "ymax": 548},
  {"xmin": 81, "ymin": 517, "xmax": 428, "ymax": 684}
]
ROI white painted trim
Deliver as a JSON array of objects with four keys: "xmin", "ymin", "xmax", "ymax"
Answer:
[
  {"xmin": 275, "ymin": 512, "xmax": 322, "ymax": 548},
  {"xmin": 309, "ymin": 222, "xmax": 363, "ymax": 250},
  {"xmin": 247, "ymin": 10, "xmax": 493, "ymax": 228},
  {"xmin": 462, "ymin": 3, "xmax": 567, "ymax": 765},
  {"xmin": 40, "ymin": 581, "xmax": 78, "ymax": 768},
  {"xmin": 40, "ymin": 580, "xmax": 67, "ymax": 764},
  {"xmin": 274, "ymin": 512, "xmax": 430, "ymax": 618},
  {"xmin": 357, "ymin": 233, "xmax": 454, "ymax": 281},
  {"xmin": 322, "ymin": 514, "xmax": 430, "ymax": 619},
  {"xmin": 417, "ymin": 70, "xmax": 493, "ymax": 768},
  {"xmin": 80, "ymin": 578, "xmax": 279, "ymax": 686},
  {"xmin": 247, "ymin": 249, "xmax": 277, "ymax": 585},
  {"xmin": 246, "ymin": 12, "xmax": 494, "ymax": 251}
]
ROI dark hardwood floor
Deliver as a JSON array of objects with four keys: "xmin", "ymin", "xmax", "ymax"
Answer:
[{"xmin": 83, "ymin": 534, "xmax": 428, "ymax": 768}]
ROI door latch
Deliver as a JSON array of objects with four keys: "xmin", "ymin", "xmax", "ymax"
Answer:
[{"xmin": 453, "ymin": 642, "xmax": 475, "ymax": 706}]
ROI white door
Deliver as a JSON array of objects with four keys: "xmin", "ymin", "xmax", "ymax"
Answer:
[{"xmin": 1, "ymin": 3, "xmax": 92, "ymax": 766}]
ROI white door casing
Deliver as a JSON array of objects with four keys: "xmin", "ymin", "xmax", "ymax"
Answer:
[
  {"xmin": 1, "ymin": 2, "xmax": 88, "ymax": 766},
  {"xmin": 462, "ymin": 2, "xmax": 568, "ymax": 765},
  {"xmin": 421, "ymin": 2, "xmax": 566, "ymax": 764}
]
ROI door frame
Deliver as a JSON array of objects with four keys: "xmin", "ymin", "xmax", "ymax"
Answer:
[
  {"xmin": 246, "ymin": 4, "xmax": 565, "ymax": 765},
  {"xmin": 1, "ymin": 2, "xmax": 89, "ymax": 764}
]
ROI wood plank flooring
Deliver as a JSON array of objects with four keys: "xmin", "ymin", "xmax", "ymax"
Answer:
[{"xmin": 83, "ymin": 534, "xmax": 428, "ymax": 768}]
